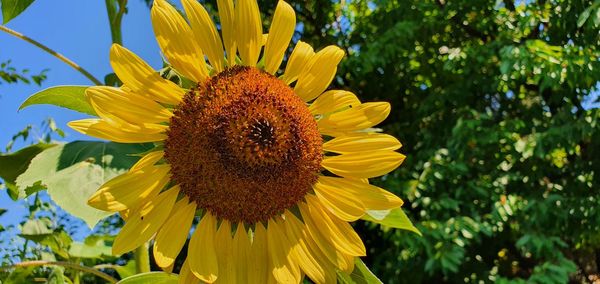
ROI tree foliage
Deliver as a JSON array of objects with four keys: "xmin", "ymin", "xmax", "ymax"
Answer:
[{"xmin": 289, "ymin": 0, "xmax": 598, "ymax": 282}]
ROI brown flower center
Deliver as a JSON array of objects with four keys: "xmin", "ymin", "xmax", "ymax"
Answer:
[{"xmin": 164, "ymin": 66, "xmax": 322, "ymax": 223}]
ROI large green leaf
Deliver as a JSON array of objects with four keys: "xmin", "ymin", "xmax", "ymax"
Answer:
[
  {"xmin": 117, "ymin": 272, "xmax": 178, "ymax": 284},
  {"xmin": 362, "ymin": 207, "xmax": 422, "ymax": 236},
  {"xmin": 19, "ymin": 85, "xmax": 96, "ymax": 116},
  {"xmin": 337, "ymin": 259, "xmax": 383, "ymax": 284},
  {"xmin": 0, "ymin": 143, "xmax": 55, "ymax": 200},
  {"xmin": 16, "ymin": 141, "xmax": 152, "ymax": 228},
  {"xmin": 1, "ymin": 0, "xmax": 34, "ymax": 24}
]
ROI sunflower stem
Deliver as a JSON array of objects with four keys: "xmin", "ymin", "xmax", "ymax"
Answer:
[
  {"xmin": 0, "ymin": 25, "xmax": 102, "ymax": 86},
  {"xmin": 134, "ymin": 243, "xmax": 150, "ymax": 274}
]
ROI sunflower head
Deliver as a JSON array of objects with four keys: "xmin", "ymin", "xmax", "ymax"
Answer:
[
  {"xmin": 165, "ymin": 65, "xmax": 323, "ymax": 223},
  {"xmin": 71, "ymin": 0, "xmax": 406, "ymax": 283}
]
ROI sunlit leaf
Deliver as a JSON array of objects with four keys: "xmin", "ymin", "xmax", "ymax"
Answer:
[
  {"xmin": 1, "ymin": 266, "xmax": 35, "ymax": 284},
  {"xmin": 68, "ymin": 240, "xmax": 111, "ymax": 259},
  {"xmin": 46, "ymin": 267, "xmax": 65, "ymax": 284},
  {"xmin": 19, "ymin": 218, "xmax": 52, "ymax": 236},
  {"xmin": 362, "ymin": 207, "xmax": 422, "ymax": 236},
  {"xmin": 20, "ymin": 222, "xmax": 73, "ymax": 259},
  {"xmin": 16, "ymin": 141, "xmax": 152, "ymax": 228},
  {"xmin": 1, "ymin": 0, "xmax": 35, "ymax": 24},
  {"xmin": 0, "ymin": 143, "xmax": 55, "ymax": 200},
  {"xmin": 19, "ymin": 85, "xmax": 96, "ymax": 116},
  {"xmin": 337, "ymin": 258, "xmax": 383, "ymax": 284},
  {"xmin": 117, "ymin": 272, "xmax": 178, "ymax": 284}
]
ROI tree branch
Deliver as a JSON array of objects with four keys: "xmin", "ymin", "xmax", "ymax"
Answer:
[
  {"xmin": 1, "ymin": 260, "xmax": 118, "ymax": 283},
  {"xmin": 0, "ymin": 25, "xmax": 102, "ymax": 85}
]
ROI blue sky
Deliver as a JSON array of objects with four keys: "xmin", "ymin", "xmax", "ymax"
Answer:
[{"xmin": 1, "ymin": 0, "xmax": 164, "ymax": 237}]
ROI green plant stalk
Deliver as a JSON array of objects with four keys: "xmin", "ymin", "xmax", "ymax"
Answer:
[
  {"xmin": 105, "ymin": 0, "xmax": 127, "ymax": 45},
  {"xmin": 73, "ymin": 271, "xmax": 80, "ymax": 284},
  {"xmin": 0, "ymin": 25, "xmax": 102, "ymax": 86},
  {"xmin": 1, "ymin": 261, "xmax": 117, "ymax": 283},
  {"xmin": 134, "ymin": 243, "xmax": 150, "ymax": 273}
]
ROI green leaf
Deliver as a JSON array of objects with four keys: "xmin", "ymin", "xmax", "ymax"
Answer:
[
  {"xmin": 19, "ymin": 86, "xmax": 96, "ymax": 116},
  {"xmin": 113, "ymin": 261, "xmax": 137, "ymax": 279},
  {"xmin": 1, "ymin": 266, "xmax": 35, "ymax": 284},
  {"xmin": 577, "ymin": 6, "xmax": 593, "ymax": 27},
  {"xmin": 68, "ymin": 240, "xmax": 111, "ymax": 259},
  {"xmin": 20, "ymin": 222, "xmax": 73, "ymax": 259},
  {"xmin": 337, "ymin": 259, "xmax": 383, "ymax": 284},
  {"xmin": 362, "ymin": 207, "xmax": 422, "ymax": 236},
  {"xmin": 337, "ymin": 271, "xmax": 357, "ymax": 284},
  {"xmin": 46, "ymin": 267, "xmax": 66, "ymax": 284},
  {"xmin": 20, "ymin": 218, "xmax": 52, "ymax": 235},
  {"xmin": 117, "ymin": 272, "xmax": 178, "ymax": 284},
  {"xmin": 0, "ymin": 143, "xmax": 55, "ymax": 200},
  {"xmin": 1, "ymin": 0, "xmax": 34, "ymax": 24},
  {"xmin": 16, "ymin": 141, "xmax": 152, "ymax": 228}
]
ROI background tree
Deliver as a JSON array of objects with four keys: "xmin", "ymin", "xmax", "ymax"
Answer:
[{"xmin": 310, "ymin": 0, "xmax": 599, "ymax": 283}]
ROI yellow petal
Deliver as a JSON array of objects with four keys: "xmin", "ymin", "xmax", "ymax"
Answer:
[
  {"xmin": 264, "ymin": 1, "xmax": 296, "ymax": 74},
  {"xmin": 298, "ymin": 206, "xmax": 354, "ymax": 272},
  {"xmin": 232, "ymin": 223, "xmax": 251, "ymax": 283},
  {"xmin": 129, "ymin": 151, "xmax": 164, "ymax": 172},
  {"xmin": 318, "ymin": 176, "xmax": 403, "ymax": 210},
  {"xmin": 317, "ymin": 102, "xmax": 391, "ymax": 136},
  {"xmin": 68, "ymin": 119, "xmax": 167, "ymax": 143},
  {"xmin": 282, "ymin": 211, "xmax": 336, "ymax": 284},
  {"xmin": 249, "ymin": 223, "xmax": 268, "ymax": 283},
  {"xmin": 153, "ymin": 196, "xmax": 196, "ymax": 268},
  {"xmin": 266, "ymin": 219, "xmax": 301, "ymax": 284},
  {"xmin": 87, "ymin": 165, "xmax": 171, "ymax": 212},
  {"xmin": 182, "ymin": 0, "xmax": 225, "ymax": 72},
  {"xmin": 294, "ymin": 46, "xmax": 345, "ymax": 102},
  {"xmin": 323, "ymin": 133, "xmax": 402, "ymax": 154},
  {"xmin": 86, "ymin": 86, "xmax": 172, "ymax": 125},
  {"xmin": 161, "ymin": 262, "xmax": 174, "ymax": 273},
  {"xmin": 235, "ymin": 0, "xmax": 262, "ymax": 66},
  {"xmin": 151, "ymin": 0, "xmax": 209, "ymax": 82},
  {"xmin": 341, "ymin": 254, "xmax": 355, "ymax": 273},
  {"xmin": 119, "ymin": 209, "xmax": 130, "ymax": 221},
  {"xmin": 308, "ymin": 90, "xmax": 360, "ymax": 116},
  {"xmin": 112, "ymin": 186, "xmax": 179, "ymax": 255},
  {"xmin": 313, "ymin": 180, "xmax": 366, "ymax": 221},
  {"xmin": 322, "ymin": 151, "xmax": 405, "ymax": 178},
  {"xmin": 109, "ymin": 44, "xmax": 185, "ymax": 105},
  {"xmin": 300, "ymin": 196, "xmax": 366, "ymax": 256},
  {"xmin": 188, "ymin": 212, "xmax": 218, "ymax": 283},
  {"xmin": 179, "ymin": 259, "xmax": 201, "ymax": 284},
  {"xmin": 282, "ymin": 41, "xmax": 314, "ymax": 84},
  {"xmin": 217, "ymin": 0, "xmax": 236, "ymax": 66},
  {"xmin": 215, "ymin": 220, "xmax": 235, "ymax": 283}
]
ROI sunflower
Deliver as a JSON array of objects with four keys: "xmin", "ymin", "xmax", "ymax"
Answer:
[{"xmin": 70, "ymin": 0, "xmax": 406, "ymax": 283}]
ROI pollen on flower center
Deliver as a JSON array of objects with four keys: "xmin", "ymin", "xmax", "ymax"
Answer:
[{"xmin": 164, "ymin": 66, "xmax": 323, "ymax": 223}]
